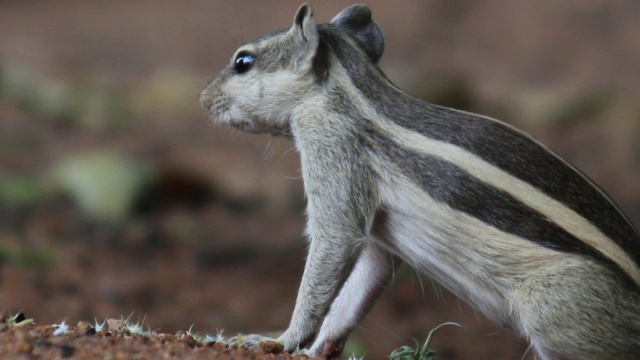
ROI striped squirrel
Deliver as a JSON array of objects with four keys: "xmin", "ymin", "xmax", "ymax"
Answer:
[{"xmin": 199, "ymin": 3, "xmax": 640, "ymax": 359}]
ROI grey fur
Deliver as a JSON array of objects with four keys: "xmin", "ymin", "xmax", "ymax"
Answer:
[{"xmin": 200, "ymin": 3, "xmax": 640, "ymax": 359}]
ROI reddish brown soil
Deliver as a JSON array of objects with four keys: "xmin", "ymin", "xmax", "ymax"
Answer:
[
  {"xmin": 1, "ymin": 1, "xmax": 639, "ymax": 360},
  {"xmin": 0, "ymin": 314, "xmax": 312, "ymax": 360}
]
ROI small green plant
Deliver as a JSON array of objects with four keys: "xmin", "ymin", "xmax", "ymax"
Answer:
[
  {"xmin": 388, "ymin": 322, "xmax": 460, "ymax": 360},
  {"xmin": 0, "ymin": 312, "xmax": 33, "ymax": 332},
  {"xmin": 186, "ymin": 326, "xmax": 226, "ymax": 344},
  {"xmin": 234, "ymin": 334, "xmax": 244, "ymax": 347},
  {"xmin": 202, "ymin": 329, "xmax": 226, "ymax": 344},
  {"xmin": 10, "ymin": 312, "xmax": 34, "ymax": 327},
  {"xmin": 0, "ymin": 176, "xmax": 46, "ymax": 208},
  {"xmin": 122, "ymin": 314, "xmax": 150, "ymax": 335}
]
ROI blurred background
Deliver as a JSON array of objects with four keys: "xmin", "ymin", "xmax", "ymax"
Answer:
[{"xmin": 1, "ymin": 1, "xmax": 639, "ymax": 359}]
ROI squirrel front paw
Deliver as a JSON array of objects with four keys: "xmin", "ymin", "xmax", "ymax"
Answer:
[{"xmin": 228, "ymin": 334, "xmax": 284, "ymax": 354}]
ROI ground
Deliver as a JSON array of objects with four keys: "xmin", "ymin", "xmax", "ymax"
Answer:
[
  {"xmin": 1, "ymin": 1, "xmax": 639, "ymax": 359},
  {"xmin": 0, "ymin": 313, "xmax": 310, "ymax": 360}
]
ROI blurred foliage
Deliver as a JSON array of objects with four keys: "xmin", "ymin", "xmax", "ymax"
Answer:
[
  {"xmin": 50, "ymin": 151, "xmax": 151, "ymax": 223},
  {"xmin": 343, "ymin": 337, "xmax": 368, "ymax": 359},
  {"xmin": 1, "ymin": 62, "xmax": 199, "ymax": 130},
  {"xmin": 517, "ymin": 87, "xmax": 614, "ymax": 127},
  {"xmin": 0, "ymin": 176, "xmax": 46, "ymax": 209},
  {"xmin": 415, "ymin": 72, "xmax": 623, "ymax": 130},
  {"xmin": 547, "ymin": 90, "xmax": 613, "ymax": 127},
  {"xmin": 0, "ymin": 245, "xmax": 55, "ymax": 268},
  {"xmin": 0, "ymin": 63, "xmax": 5, "ymax": 96},
  {"xmin": 0, "ymin": 63, "xmax": 132, "ymax": 128}
]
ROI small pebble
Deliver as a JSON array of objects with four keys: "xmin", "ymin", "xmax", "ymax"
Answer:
[
  {"xmin": 107, "ymin": 319, "xmax": 125, "ymax": 331},
  {"xmin": 76, "ymin": 321, "xmax": 91, "ymax": 334}
]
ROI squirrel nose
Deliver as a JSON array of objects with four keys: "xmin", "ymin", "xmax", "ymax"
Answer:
[{"xmin": 199, "ymin": 91, "xmax": 213, "ymax": 110}]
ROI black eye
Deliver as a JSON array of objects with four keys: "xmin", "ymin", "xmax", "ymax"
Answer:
[{"xmin": 233, "ymin": 52, "xmax": 255, "ymax": 74}]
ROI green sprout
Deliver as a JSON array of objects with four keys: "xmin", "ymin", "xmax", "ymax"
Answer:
[
  {"xmin": 389, "ymin": 322, "xmax": 461, "ymax": 360},
  {"xmin": 10, "ymin": 312, "xmax": 34, "ymax": 327}
]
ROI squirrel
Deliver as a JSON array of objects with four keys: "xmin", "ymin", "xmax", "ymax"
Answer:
[{"xmin": 200, "ymin": 3, "xmax": 640, "ymax": 359}]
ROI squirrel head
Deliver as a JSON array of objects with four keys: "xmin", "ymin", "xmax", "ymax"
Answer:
[{"xmin": 200, "ymin": 3, "xmax": 384, "ymax": 136}]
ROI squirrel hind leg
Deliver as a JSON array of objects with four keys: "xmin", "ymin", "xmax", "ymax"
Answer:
[{"xmin": 513, "ymin": 259, "xmax": 640, "ymax": 360}]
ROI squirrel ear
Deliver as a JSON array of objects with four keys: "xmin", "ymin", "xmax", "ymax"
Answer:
[
  {"xmin": 330, "ymin": 4, "xmax": 384, "ymax": 63},
  {"xmin": 290, "ymin": 3, "xmax": 319, "ymax": 46}
]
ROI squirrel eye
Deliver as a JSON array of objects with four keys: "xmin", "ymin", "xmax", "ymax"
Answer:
[{"xmin": 233, "ymin": 52, "xmax": 255, "ymax": 74}]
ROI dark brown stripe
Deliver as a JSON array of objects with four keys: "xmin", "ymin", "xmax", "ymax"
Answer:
[{"xmin": 359, "ymin": 125, "xmax": 640, "ymax": 287}]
